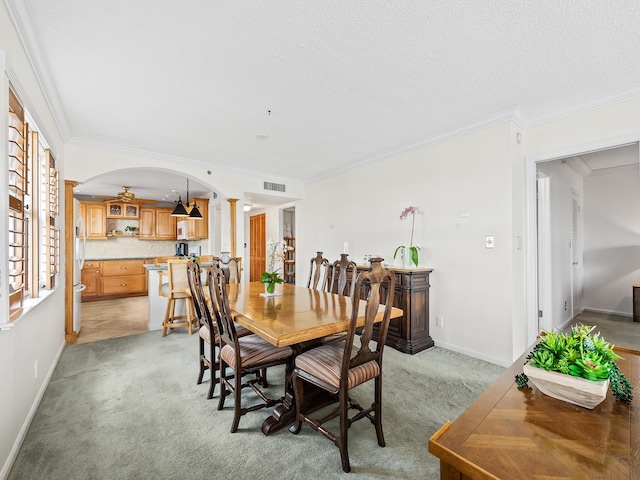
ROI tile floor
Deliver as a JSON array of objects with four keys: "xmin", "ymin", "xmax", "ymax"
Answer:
[{"xmin": 77, "ymin": 296, "xmax": 149, "ymax": 344}]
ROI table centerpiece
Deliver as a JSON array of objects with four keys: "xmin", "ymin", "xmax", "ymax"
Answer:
[
  {"xmin": 515, "ymin": 324, "xmax": 633, "ymax": 409},
  {"xmin": 260, "ymin": 238, "xmax": 286, "ymax": 295}
]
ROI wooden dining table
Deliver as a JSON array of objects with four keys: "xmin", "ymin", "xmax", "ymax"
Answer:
[{"xmin": 224, "ymin": 281, "xmax": 404, "ymax": 435}]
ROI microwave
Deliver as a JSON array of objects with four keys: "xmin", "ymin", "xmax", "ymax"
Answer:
[{"xmin": 177, "ymin": 220, "xmax": 190, "ymax": 240}]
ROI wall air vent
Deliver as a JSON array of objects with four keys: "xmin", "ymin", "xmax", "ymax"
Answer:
[{"xmin": 264, "ymin": 181, "xmax": 286, "ymax": 193}]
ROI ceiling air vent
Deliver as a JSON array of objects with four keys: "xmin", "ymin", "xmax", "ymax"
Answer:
[{"xmin": 264, "ymin": 181, "xmax": 286, "ymax": 193}]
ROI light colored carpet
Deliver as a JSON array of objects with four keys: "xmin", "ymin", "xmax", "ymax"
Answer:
[{"xmin": 8, "ymin": 331, "xmax": 504, "ymax": 479}]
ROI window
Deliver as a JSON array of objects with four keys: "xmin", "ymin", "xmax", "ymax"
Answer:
[{"xmin": 6, "ymin": 86, "xmax": 60, "ymax": 321}]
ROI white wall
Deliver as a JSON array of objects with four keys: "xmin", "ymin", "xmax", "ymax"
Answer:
[
  {"xmin": 1, "ymin": 3, "xmax": 67, "ymax": 477},
  {"xmin": 298, "ymin": 122, "xmax": 521, "ymax": 366},
  {"xmin": 583, "ymin": 169, "xmax": 640, "ymax": 315}
]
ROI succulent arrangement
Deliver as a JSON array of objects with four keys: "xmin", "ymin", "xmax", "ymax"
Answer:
[{"xmin": 515, "ymin": 324, "xmax": 633, "ymax": 403}]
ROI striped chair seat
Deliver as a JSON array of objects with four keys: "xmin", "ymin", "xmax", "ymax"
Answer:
[
  {"xmin": 199, "ymin": 323, "xmax": 251, "ymax": 344},
  {"xmin": 220, "ymin": 335, "xmax": 293, "ymax": 370},
  {"xmin": 295, "ymin": 340, "xmax": 380, "ymax": 393}
]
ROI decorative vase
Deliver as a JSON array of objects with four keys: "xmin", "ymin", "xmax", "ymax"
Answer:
[
  {"xmin": 403, "ymin": 247, "xmax": 414, "ymax": 268},
  {"xmin": 523, "ymin": 363, "xmax": 609, "ymax": 409},
  {"xmin": 265, "ymin": 282, "xmax": 275, "ymax": 294}
]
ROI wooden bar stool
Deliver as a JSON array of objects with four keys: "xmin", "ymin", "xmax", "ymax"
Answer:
[{"xmin": 160, "ymin": 258, "xmax": 197, "ymax": 336}]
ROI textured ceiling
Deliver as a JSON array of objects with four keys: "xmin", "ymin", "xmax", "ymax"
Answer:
[{"xmin": 7, "ymin": 0, "xmax": 640, "ymax": 196}]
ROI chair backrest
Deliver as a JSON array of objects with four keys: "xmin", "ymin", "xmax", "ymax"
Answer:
[
  {"xmin": 307, "ymin": 251, "xmax": 330, "ymax": 291},
  {"xmin": 208, "ymin": 261, "xmax": 240, "ymax": 352},
  {"xmin": 328, "ymin": 254, "xmax": 358, "ymax": 297},
  {"xmin": 186, "ymin": 258, "xmax": 211, "ymax": 329},
  {"xmin": 166, "ymin": 258, "xmax": 190, "ymax": 295},
  {"xmin": 226, "ymin": 257, "xmax": 242, "ymax": 284},
  {"xmin": 154, "ymin": 255, "xmax": 175, "ymax": 264},
  {"xmin": 341, "ymin": 257, "xmax": 395, "ymax": 380}
]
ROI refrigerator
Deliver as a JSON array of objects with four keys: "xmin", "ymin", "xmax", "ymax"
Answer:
[{"xmin": 73, "ymin": 199, "xmax": 86, "ymax": 333}]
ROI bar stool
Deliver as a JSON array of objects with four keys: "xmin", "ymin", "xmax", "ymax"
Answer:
[{"xmin": 160, "ymin": 258, "xmax": 196, "ymax": 336}]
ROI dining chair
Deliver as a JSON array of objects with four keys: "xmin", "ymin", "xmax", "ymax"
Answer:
[
  {"xmin": 307, "ymin": 251, "xmax": 330, "ymax": 291},
  {"xmin": 160, "ymin": 258, "xmax": 197, "ymax": 336},
  {"xmin": 328, "ymin": 253, "xmax": 358, "ymax": 297},
  {"xmin": 290, "ymin": 257, "xmax": 396, "ymax": 473},
  {"xmin": 209, "ymin": 263, "xmax": 293, "ymax": 432},
  {"xmin": 321, "ymin": 254, "xmax": 360, "ymax": 344},
  {"xmin": 187, "ymin": 258, "xmax": 254, "ymax": 399}
]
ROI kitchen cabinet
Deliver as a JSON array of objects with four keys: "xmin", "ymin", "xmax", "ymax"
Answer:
[
  {"xmin": 81, "ymin": 261, "xmax": 101, "ymax": 298},
  {"xmin": 106, "ymin": 202, "xmax": 139, "ymax": 219},
  {"xmin": 81, "ymin": 259, "xmax": 148, "ymax": 301},
  {"xmin": 189, "ymin": 198, "xmax": 209, "ymax": 239},
  {"xmin": 80, "ymin": 201, "xmax": 107, "ymax": 240},
  {"xmin": 177, "ymin": 198, "xmax": 209, "ymax": 240},
  {"xmin": 139, "ymin": 207, "xmax": 176, "ymax": 240}
]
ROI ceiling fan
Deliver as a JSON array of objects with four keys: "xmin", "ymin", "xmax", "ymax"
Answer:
[{"xmin": 92, "ymin": 185, "xmax": 157, "ymax": 204}]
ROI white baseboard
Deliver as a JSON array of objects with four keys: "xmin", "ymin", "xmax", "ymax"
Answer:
[
  {"xmin": 430, "ymin": 340, "xmax": 512, "ymax": 368},
  {"xmin": 581, "ymin": 307, "xmax": 632, "ymax": 318}
]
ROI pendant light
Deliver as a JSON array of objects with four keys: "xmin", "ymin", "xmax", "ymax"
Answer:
[{"xmin": 171, "ymin": 179, "xmax": 202, "ymax": 219}]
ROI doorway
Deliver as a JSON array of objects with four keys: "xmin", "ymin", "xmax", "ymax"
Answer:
[{"xmin": 526, "ymin": 137, "xmax": 640, "ymax": 346}]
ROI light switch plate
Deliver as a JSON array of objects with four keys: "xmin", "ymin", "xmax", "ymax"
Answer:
[{"xmin": 485, "ymin": 236, "xmax": 494, "ymax": 249}]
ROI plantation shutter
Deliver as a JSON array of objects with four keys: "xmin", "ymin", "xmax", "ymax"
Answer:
[{"xmin": 8, "ymin": 88, "xmax": 28, "ymax": 318}]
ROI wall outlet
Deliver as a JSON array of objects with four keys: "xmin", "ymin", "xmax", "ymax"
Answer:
[
  {"xmin": 34, "ymin": 359, "xmax": 38, "ymax": 379},
  {"xmin": 436, "ymin": 316, "xmax": 444, "ymax": 328}
]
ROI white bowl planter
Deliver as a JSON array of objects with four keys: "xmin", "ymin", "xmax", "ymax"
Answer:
[{"xmin": 523, "ymin": 363, "xmax": 609, "ymax": 409}]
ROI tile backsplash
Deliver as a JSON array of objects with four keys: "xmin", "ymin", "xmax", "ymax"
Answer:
[{"xmin": 84, "ymin": 237, "xmax": 208, "ymax": 260}]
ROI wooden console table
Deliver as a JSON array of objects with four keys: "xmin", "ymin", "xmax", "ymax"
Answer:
[
  {"xmin": 357, "ymin": 265, "xmax": 434, "ymax": 354},
  {"xmin": 633, "ymin": 284, "xmax": 640, "ymax": 322},
  {"xmin": 428, "ymin": 346, "xmax": 639, "ymax": 479}
]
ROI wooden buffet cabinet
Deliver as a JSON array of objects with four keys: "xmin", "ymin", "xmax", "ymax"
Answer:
[
  {"xmin": 81, "ymin": 258, "xmax": 150, "ymax": 301},
  {"xmin": 357, "ymin": 265, "xmax": 434, "ymax": 354}
]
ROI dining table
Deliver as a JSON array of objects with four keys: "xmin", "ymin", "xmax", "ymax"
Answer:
[{"xmin": 224, "ymin": 281, "xmax": 404, "ymax": 435}]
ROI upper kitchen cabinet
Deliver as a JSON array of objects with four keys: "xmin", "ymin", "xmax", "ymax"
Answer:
[
  {"xmin": 80, "ymin": 201, "xmax": 107, "ymax": 239},
  {"xmin": 177, "ymin": 198, "xmax": 209, "ymax": 240},
  {"xmin": 139, "ymin": 207, "xmax": 176, "ymax": 240},
  {"xmin": 106, "ymin": 202, "xmax": 139, "ymax": 219}
]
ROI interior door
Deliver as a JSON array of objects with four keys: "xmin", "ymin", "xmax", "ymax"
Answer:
[
  {"xmin": 570, "ymin": 191, "xmax": 582, "ymax": 318},
  {"xmin": 249, "ymin": 213, "xmax": 266, "ymax": 282}
]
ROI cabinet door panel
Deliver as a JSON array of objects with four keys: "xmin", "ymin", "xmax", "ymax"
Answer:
[
  {"xmin": 101, "ymin": 259, "xmax": 144, "ymax": 276},
  {"xmin": 138, "ymin": 208, "xmax": 155, "ymax": 238},
  {"xmin": 83, "ymin": 202, "xmax": 107, "ymax": 239},
  {"xmin": 81, "ymin": 262, "xmax": 101, "ymax": 297},
  {"xmin": 101, "ymin": 276, "xmax": 145, "ymax": 295},
  {"xmin": 155, "ymin": 208, "xmax": 176, "ymax": 239}
]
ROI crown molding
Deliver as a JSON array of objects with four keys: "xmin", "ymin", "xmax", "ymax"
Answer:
[
  {"xmin": 525, "ymin": 83, "xmax": 640, "ymax": 128},
  {"xmin": 309, "ymin": 107, "xmax": 528, "ymax": 183},
  {"xmin": 564, "ymin": 156, "xmax": 592, "ymax": 177},
  {"xmin": 3, "ymin": 0, "xmax": 71, "ymax": 140}
]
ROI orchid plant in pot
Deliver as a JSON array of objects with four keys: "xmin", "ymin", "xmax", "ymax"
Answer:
[
  {"xmin": 394, "ymin": 206, "xmax": 419, "ymax": 267},
  {"xmin": 261, "ymin": 238, "xmax": 286, "ymax": 294}
]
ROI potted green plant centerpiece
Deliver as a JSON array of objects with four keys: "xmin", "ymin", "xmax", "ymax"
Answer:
[
  {"xmin": 124, "ymin": 225, "xmax": 137, "ymax": 235},
  {"xmin": 515, "ymin": 324, "xmax": 633, "ymax": 409},
  {"xmin": 260, "ymin": 238, "xmax": 286, "ymax": 295}
]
